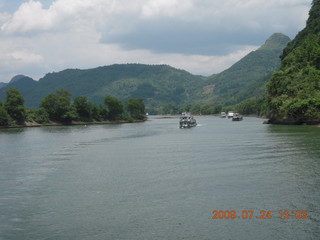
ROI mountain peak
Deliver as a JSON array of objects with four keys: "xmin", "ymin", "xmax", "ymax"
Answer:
[
  {"xmin": 10, "ymin": 75, "xmax": 30, "ymax": 83},
  {"xmin": 259, "ymin": 33, "xmax": 291, "ymax": 51}
]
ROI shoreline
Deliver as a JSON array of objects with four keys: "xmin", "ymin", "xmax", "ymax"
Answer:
[
  {"xmin": 263, "ymin": 118, "xmax": 320, "ymax": 125},
  {"xmin": 0, "ymin": 119, "xmax": 146, "ymax": 130}
]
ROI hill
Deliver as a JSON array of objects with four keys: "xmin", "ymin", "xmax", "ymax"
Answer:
[
  {"xmin": 203, "ymin": 33, "xmax": 291, "ymax": 105},
  {"xmin": 266, "ymin": 0, "xmax": 320, "ymax": 124},
  {"xmin": 0, "ymin": 82, "xmax": 7, "ymax": 89},
  {"xmin": 0, "ymin": 64, "xmax": 206, "ymax": 113},
  {"xmin": 0, "ymin": 33, "xmax": 290, "ymax": 113}
]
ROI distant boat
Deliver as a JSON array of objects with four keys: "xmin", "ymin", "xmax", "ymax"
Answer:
[
  {"xmin": 179, "ymin": 112, "xmax": 197, "ymax": 128},
  {"xmin": 227, "ymin": 111, "xmax": 234, "ymax": 119},
  {"xmin": 232, "ymin": 113, "xmax": 243, "ymax": 121},
  {"xmin": 220, "ymin": 112, "xmax": 227, "ymax": 118}
]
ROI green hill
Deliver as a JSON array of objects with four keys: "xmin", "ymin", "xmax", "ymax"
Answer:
[
  {"xmin": 266, "ymin": 0, "xmax": 320, "ymax": 124},
  {"xmin": 203, "ymin": 33, "xmax": 291, "ymax": 105},
  {"xmin": 0, "ymin": 64, "xmax": 206, "ymax": 113},
  {"xmin": 0, "ymin": 33, "xmax": 291, "ymax": 113}
]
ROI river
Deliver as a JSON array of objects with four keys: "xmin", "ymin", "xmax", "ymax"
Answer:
[{"xmin": 0, "ymin": 116, "xmax": 319, "ymax": 240}]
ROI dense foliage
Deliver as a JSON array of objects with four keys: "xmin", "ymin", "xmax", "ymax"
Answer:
[
  {"xmin": 125, "ymin": 98, "xmax": 147, "ymax": 120},
  {"xmin": 235, "ymin": 98, "xmax": 267, "ymax": 116},
  {"xmin": 0, "ymin": 102, "xmax": 10, "ymax": 126},
  {"xmin": 73, "ymin": 96, "xmax": 94, "ymax": 121},
  {"xmin": 266, "ymin": 0, "xmax": 320, "ymax": 123},
  {"xmin": 0, "ymin": 88, "xmax": 146, "ymax": 127},
  {"xmin": 40, "ymin": 89, "xmax": 77, "ymax": 123},
  {"xmin": 4, "ymin": 88, "xmax": 26, "ymax": 124},
  {"xmin": 104, "ymin": 96, "xmax": 124, "ymax": 120}
]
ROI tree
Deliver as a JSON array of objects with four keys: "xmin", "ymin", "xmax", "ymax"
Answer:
[
  {"xmin": 213, "ymin": 104, "xmax": 223, "ymax": 114},
  {"xmin": 266, "ymin": 1, "xmax": 320, "ymax": 123},
  {"xmin": 104, "ymin": 96, "xmax": 124, "ymax": 120},
  {"xmin": 73, "ymin": 96, "xmax": 92, "ymax": 121},
  {"xmin": 236, "ymin": 98, "xmax": 265, "ymax": 115},
  {"xmin": 162, "ymin": 102, "xmax": 179, "ymax": 114},
  {"xmin": 40, "ymin": 89, "xmax": 77, "ymax": 122},
  {"xmin": 34, "ymin": 108, "xmax": 50, "ymax": 124},
  {"xmin": 4, "ymin": 88, "xmax": 26, "ymax": 124},
  {"xmin": 125, "ymin": 98, "xmax": 146, "ymax": 120},
  {"xmin": 0, "ymin": 102, "xmax": 10, "ymax": 126},
  {"xmin": 201, "ymin": 104, "xmax": 215, "ymax": 115}
]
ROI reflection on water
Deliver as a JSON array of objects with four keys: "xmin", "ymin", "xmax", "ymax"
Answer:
[{"xmin": 0, "ymin": 117, "xmax": 319, "ymax": 240}]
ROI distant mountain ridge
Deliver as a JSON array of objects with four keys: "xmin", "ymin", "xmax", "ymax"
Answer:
[
  {"xmin": 0, "ymin": 33, "xmax": 291, "ymax": 113},
  {"xmin": 0, "ymin": 64, "xmax": 206, "ymax": 112},
  {"xmin": 0, "ymin": 82, "xmax": 7, "ymax": 89},
  {"xmin": 203, "ymin": 33, "xmax": 291, "ymax": 105}
]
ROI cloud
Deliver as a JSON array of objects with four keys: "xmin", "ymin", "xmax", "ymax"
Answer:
[
  {"xmin": 141, "ymin": 0, "xmax": 194, "ymax": 18},
  {"xmin": 0, "ymin": 0, "xmax": 312, "ymax": 82},
  {"xmin": 1, "ymin": 0, "xmax": 101, "ymax": 33},
  {"xmin": 100, "ymin": 0, "xmax": 311, "ymax": 55},
  {"xmin": 8, "ymin": 50, "xmax": 43, "ymax": 63},
  {"xmin": 1, "ymin": 1, "xmax": 55, "ymax": 33}
]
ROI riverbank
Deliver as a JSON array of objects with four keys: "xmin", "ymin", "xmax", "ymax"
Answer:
[
  {"xmin": 264, "ymin": 117, "xmax": 320, "ymax": 125},
  {"xmin": 0, "ymin": 119, "xmax": 146, "ymax": 130}
]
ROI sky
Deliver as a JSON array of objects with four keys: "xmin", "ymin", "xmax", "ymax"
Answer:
[{"xmin": 0, "ymin": 0, "xmax": 312, "ymax": 82}]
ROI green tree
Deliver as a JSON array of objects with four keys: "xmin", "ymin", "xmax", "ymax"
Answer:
[
  {"xmin": 162, "ymin": 102, "xmax": 179, "ymax": 114},
  {"xmin": 125, "ymin": 98, "xmax": 146, "ymax": 120},
  {"xmin": 0, "ymin": 102, "xmax": 10, "ymax": 126},
  {"xmin": 104, "ymin": 96, "xmax": 124, "ymax": 120},
  {"xmin": 201, "ymin": 104, "xmax": 216, "ymax": 115},
  {"xmin": 40, "ymin": 89, "xmax": 77, "ymax": 122},
  {"xmin": 34, "ymin": 108, "xmax": 50, "ymax": 123},
  {"xmin": 266, "ymin": 1, "xmax": 320, "ymax": 123},
  {"xmin": 190, "ymin": 104, "xmax": 202, "ymax": 115},
  {"xmin": 73, "ymin": 96, "xmax": 92, "ymax": 121},
  {"xmin": 4, "ymin": 88, "xmax": 26, "ymax": 124},
  {"xmin": 236, "ymin": 98, "xmax": 265, "ymax": 115},
  {"xmin": 213, "ymin": 104, "xmax": 223, "ymax": 114}
]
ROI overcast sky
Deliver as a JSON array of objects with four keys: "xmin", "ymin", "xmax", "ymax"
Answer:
[{"xmin": 0, "ymin": 0, "xmax": 312, "ymax": 82}]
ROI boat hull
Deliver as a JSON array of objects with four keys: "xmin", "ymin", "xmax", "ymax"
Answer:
[
  {"xmin": 232, "ymin": 116, "xmax": 243, "ymax": 121},
  {"xmin": 179, "ymin": 112, "xmax": 197, "ymax": 128},
  {"xmin": 179, "ymin": 121, "xmax": 197, "ymax": 128}
]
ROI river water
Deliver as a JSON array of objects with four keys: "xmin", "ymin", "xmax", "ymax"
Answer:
[{"xmin": 0, "ymin": 116, "xmax": 319, "ymax": 240}]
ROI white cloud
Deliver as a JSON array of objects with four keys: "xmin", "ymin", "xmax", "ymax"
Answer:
[
  {"xmin": 1, "ymin": 0, "xmax": 108, "ymax": 33},
  {"xmin": 1, "ymin": 1, "xmax": 55, "ymax": 33},
  {"xmin": 8, "ymin": 50, "xmax": 43, "ymax": 63},
  {"xmin": 0, "ymin": 0, "xmax": 313, "ymax": 82},
  {"xmin": 141, "ymin": 0, "xmax": 194, "ymax": 18}
]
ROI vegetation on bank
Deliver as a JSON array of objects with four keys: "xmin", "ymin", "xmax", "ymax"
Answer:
[
  {"xmin": 0, "ymin": 88, "xmax": 146, "ymax": 127},
  {"xmin": 148, "ymin": 97, "xmax": 267, "ymax": 117},
  {"xmin": 266, "ymin": 0, "xmax": 320, "ymax": 124}
]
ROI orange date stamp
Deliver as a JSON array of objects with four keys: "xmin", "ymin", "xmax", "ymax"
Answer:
[{"xmin": 211, "ymin": 210, "xmax": 309, "ymax": 220}]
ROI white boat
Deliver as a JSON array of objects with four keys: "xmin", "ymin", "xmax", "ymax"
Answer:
[
  {"xmin": 179, "ymin": 112, "xmax": 197, "ymax": 128},
  {"xmin": 227, "ymin": 111, "xmax": 234, "ymax": 119},
  {"xmin": 232, "ymin": 113, "xmax": 243, "ymax": 121},
  {"xmin": 220, "ymin": 112, "xmax": 227, "ymax": 118}
]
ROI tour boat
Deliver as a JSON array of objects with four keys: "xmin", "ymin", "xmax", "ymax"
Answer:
[
  {"xmin": 220, "ymin": 112, "xmax": 227, "ymax": 118},
  {"xmin": 232, "ymin": 113, "xmax": 243, "ymax": 121},
  {"xmin": 179, "ymin": 112, "xmax": 197, "ymax": 128}
]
